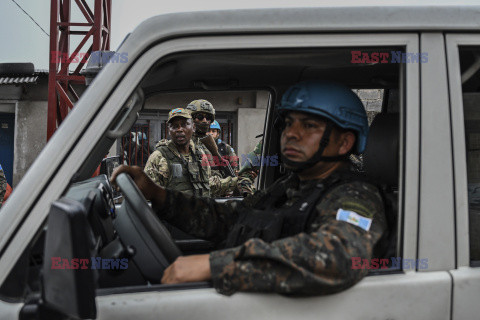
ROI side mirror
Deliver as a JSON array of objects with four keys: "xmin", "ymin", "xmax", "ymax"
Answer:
[
  {"xmin": 100, "ymin": 156, "xmax": 121, "ymax": 199},
  {"xmin": 42, "ymin": 198, "xmax": 97, "ymax": 319},
  {"xmin": 100, "ymin": 155, "xmax": 121, "ymax": 180}
]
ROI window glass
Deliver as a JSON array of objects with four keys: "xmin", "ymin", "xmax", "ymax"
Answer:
[
  {"xmin": 2, "ymin": 46, "xmax": 405, "ymax": 301},
  {"xmin": 459, "ymin": 46, "xmax": 480, "ymax": 262}
]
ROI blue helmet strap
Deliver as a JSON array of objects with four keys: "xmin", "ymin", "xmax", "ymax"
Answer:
[{"xmin": 281, "ymin": 121, "xmax": 348, "ymax": 172}]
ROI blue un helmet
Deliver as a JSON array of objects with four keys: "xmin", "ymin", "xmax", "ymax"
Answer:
[
  {"xmin": 277, "ymin": 80, "xmax": 368, "ymax": 170},
  {"xmin": 210, "ymin": 120, "xmax": 221, "ymax": 130}
]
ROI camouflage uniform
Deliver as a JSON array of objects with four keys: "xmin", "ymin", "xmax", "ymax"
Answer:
[
  {"xmin": 216, "ymin": 139, "xmax": 239, "ymax": 171},
  {"xmin": 236, "ymin": 140, "xmax": 264, "ymax": 196},
  {"xmin": 185, "ymin": 99, "xmax": 241, "ymax": 197},
  {"xmin": 191, "ymin": 133, "xmax": 218, "ymax": 175},
  {"xmin": 156, "ymin": 165, "xmax": 387, "ymax": 296},
  {"xmin": 145, "ymin": 138, "xmax": 211, "ymax": 197},
  {"xmin": 209, "ymin": 175, "xmax": 239, "ymax": 198},
  {"xmin": 236, "ymin": 170, "xmax": 258, "ymax": 195},
  {"xmin": 146, "ymin": 139, "xmax": 238, "ymax": 197},
  {"xmin": 191, "ymin": 133, "xmax": 241, "ymax": 197},
  {"xmin": 0, "ymin": 165, "xmax": 6, "ymax": 208}
]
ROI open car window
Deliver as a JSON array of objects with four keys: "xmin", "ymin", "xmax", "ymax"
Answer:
[{"xmin": 1, "ymin": 36, "xmax": 412, "ymax": 307}]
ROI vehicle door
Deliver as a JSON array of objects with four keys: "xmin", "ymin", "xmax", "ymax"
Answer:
[
  {"xmin": 91, "ymin": 32, "xmax": 451, "ymax": 319},
  {"xmin": 446, "ymin": 33, "xmax": 480, "ymax": 320},
  {"xmin": 0, "ymin": 30, "xmax": 453, "ymax": 320}
]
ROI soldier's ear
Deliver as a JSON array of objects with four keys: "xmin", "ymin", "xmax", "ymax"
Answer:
[{"xmin": 338, "ymin": 131, "xmax": 356, "ymax": 155}]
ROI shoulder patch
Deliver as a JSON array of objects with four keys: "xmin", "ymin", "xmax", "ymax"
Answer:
[
  {"xmin": 336, "ymin": 208, "xmax": 372, "ymax": 231},
  {"xmin": 340, "ymin": 201, "xmax": 374, "ymax": 218}
]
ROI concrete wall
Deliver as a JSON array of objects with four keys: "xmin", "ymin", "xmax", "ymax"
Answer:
[
  {"xmin": 0, "ymin": 76, "xmax": 49, "ymax": 186},
  {"xmin": 145, "ymin": 91, "xmax": 258, "ymax": 111},
  {"xmin": 237, "ymin": 108, "xmax": 266, "ymax": 158},
  {"xmin": 13, "ymin": 101, "xmax": 48, "ymax": 185},
  {"xmin": 353, "ymin": 89, "xmax": 384, "ymax": 124}
]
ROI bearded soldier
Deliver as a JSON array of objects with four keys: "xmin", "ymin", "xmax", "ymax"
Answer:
[{"xmin": 186, "ymin": 99, "xmax": 238, "ymax": 196}]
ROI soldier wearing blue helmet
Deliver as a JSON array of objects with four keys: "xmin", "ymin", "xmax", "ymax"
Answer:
[
  {"xmin": 112, "ymin": 81, "xmax": 387, "ymax": 296},
  {"xmin": 208, "ymin": 120, "xmax": 239, "ymax": 175}
]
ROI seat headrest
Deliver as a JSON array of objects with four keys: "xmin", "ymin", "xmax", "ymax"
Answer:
[{"xmin": 363, "ymin": 113, "xmax": 399, "ymax": 186}]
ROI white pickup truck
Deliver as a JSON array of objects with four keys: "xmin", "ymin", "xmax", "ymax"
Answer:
[{"xmin": 1, "ymin": 6, "xmax": 480, "ymax": 320}]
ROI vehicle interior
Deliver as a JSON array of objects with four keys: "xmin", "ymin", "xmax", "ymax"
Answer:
[{"xmin": 0, "ymin": 46, "xmax": 403, "ymax": 304}]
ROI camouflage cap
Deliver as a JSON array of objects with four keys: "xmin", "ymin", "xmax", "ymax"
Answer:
[
  {"xmin": 167, "ymin": 108, "xmax": 192, "ymax": 123},
  {"xmin": 186, "ymin": 99, "xmax": 216, "ymax": 120}
]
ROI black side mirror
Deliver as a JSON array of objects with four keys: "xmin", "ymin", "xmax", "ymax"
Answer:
[
  {"xmin": 100, "ymin": 156, "xmax": 121, "ymax": 180},
  {"xmin": 100, "ymin": 156, "xmax": 121, "ymax": 199},
  {"xmin": 42, "ymin": 198, "xmax": 97, "ymax": 319}
]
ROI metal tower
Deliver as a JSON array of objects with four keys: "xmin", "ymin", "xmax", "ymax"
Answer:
[{"xmin": 47, "ymin": 0, "xmax": 111, "ymax": 140}]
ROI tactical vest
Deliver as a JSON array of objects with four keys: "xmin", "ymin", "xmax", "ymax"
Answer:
[
  {"xmin": 224, "ymin": 170, "xmax": 392, "ymax": 255},
  {"xmin": 156, "ymin": 143, "xmax": 210, "ymax": 197},
  {"xmin": 217, "ymin": 141, "xmax": 228, "ymax": 157}
]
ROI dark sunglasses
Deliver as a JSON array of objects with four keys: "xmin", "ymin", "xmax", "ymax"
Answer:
[{"xmin": 193, "ymin": 113, "xmax": 213, "ymax": 121}]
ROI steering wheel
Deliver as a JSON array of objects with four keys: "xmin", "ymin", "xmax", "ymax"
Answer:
[{"xmin": 114, "ymin": 173, "xmax": 182, "ymax": 280}]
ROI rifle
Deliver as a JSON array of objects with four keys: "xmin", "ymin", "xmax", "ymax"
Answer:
[{"xmin": 200, "ymin": 135, "xmax": 236, "ymax": 177}]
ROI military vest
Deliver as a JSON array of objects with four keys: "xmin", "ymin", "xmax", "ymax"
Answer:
[
  {"xmin": 207, "ymin": 140, "xmax": 233, "ymax": 178},
  {"xmin": 192, "ymin": 134, "xmax": 227, "ymax": 178},
  {"xmin": 217, "ymin": 140, "xmax": 228, "ymax": 157},
  {"xmin": 224, "ymin": 170, "xmax": 391, "ymax": 253},
  {"xmin": 156, "ymin": 142, "xmax": 210, "ymax": 197}
]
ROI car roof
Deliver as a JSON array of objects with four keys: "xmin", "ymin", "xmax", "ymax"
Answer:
[
  {"xmin": 118, "ymin": 6, "xmax": 479, "ymax": 95},
  {"xmin": 126, "ymin": 6, "xmax": 480, "ymax": 46},
  {"xmin": 118, "ymin": 6, "xmax": 480, "ymax": 73}
]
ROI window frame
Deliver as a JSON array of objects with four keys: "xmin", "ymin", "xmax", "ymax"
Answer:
[
  {"xmin": 0, "ymin": 33, "xmax": 420, "ymax": 297},
  {"xmin": 446, "ymin": 34, "xmax": 480, "ymax": 267}
]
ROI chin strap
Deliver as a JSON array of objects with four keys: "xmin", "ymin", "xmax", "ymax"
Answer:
[{"xmin": 281, "ymin": 121, "xmax": 348, "ymax": 172}]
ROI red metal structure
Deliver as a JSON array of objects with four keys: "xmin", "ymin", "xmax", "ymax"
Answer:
[{"xmin": 47, "ymin": 0, "xmax": 112, "ymax": 140}]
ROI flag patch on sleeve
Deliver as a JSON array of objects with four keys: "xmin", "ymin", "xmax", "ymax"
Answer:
[{"xmin": 336, "ymin": 208, "xmax": 372, "ymax": 231}]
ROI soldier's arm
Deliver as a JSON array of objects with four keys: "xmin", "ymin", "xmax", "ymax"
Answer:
[
  {"xmin": 209, "ymin": 181, "xmax": 387, "ymax": 296},
  {"xmin": 209, "ymin": 175, "xmax": 238, "ymax": 197},
  {"xmin": 236, "ymin": 170, "xmax": 258, "ymax": 196},
  {"xmin": 144, "ymin": 150, "xmax": 169, "ymax": 187},
  {"xmin": 157, "ymin": 187, "xmax": 266, "ymax": 243}
]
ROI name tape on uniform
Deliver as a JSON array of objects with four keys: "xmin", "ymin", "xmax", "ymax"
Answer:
[{"xmin": 336, "ymin": 208, "xmax": 372, "ymax": 231}]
